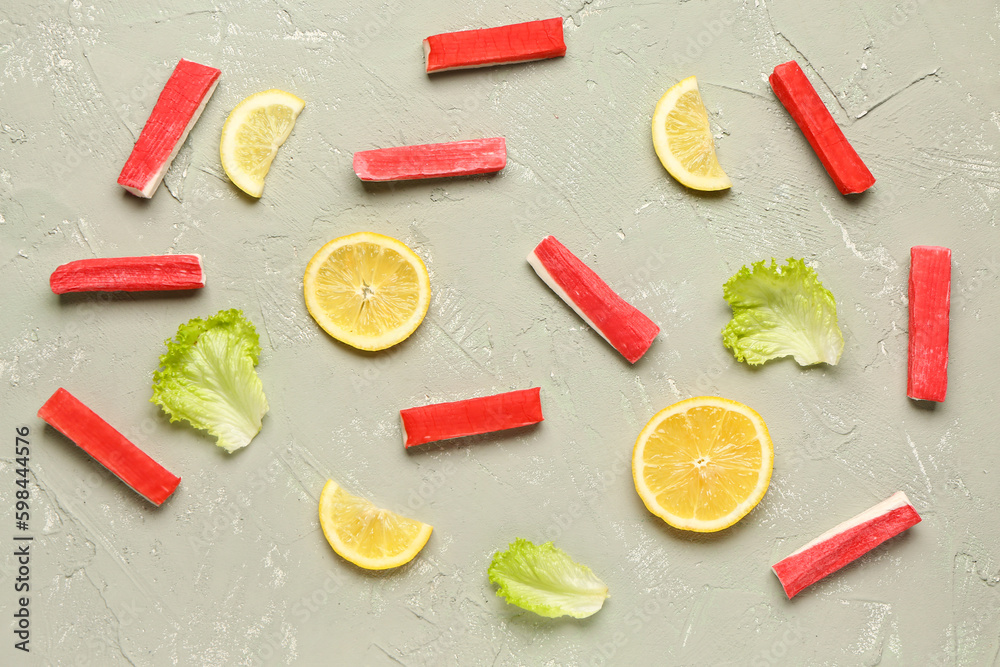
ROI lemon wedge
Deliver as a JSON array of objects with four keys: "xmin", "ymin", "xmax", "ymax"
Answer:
[
  {"xmin": 632, "ymin": 396, "xmax": 773, "ymax": 532},
  {"xmin": 220, "ymin": 89, "xmax": 304, "ymax": 197},
  {"xmin": 318, "ymin": 480, "xmax": 433, "ymax": 570},
  {"xmin": 304, "ymin": 232, "xmax": 431, "ymax": 351},
  {"xmin": 651, "ymin": 76, "xmax": 731, "ymax": 191}
]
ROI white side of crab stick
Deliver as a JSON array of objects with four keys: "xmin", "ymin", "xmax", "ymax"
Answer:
[
  {"xmin": 771, "ymin": 491, "xmax": 921, "ymax": 598},
  {"xmin": 118, "ymin": 59, "xmax": 221, "ymax": 198}
]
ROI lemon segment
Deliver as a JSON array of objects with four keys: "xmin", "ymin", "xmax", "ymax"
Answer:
[
  {"xmin": 318, "ymin": 480, "xmax": 433, "ymax": 570},
  {"xmin": 651, "ymin": 76, "xmax": 732, "ymax": 191},
  {"xmin": 632, "ymin": 396, "xmax": 773, "ymax": 532},
  {"xmin": 220, "ymin": 89, "xmax": 304, "ymax": 197},
  {"xmin": 303, "ymin": 232, "xmax": 431, "ymax": 351}
]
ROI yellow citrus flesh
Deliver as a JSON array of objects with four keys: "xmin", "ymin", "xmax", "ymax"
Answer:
[
  {"xmin": 651, "ymin": 76, "xmax": 732, "ymax": 191},
  {"xmin": 318, "ymin": 480, "xmax": 433, "ymax": 570},
  {"xmin": 303, "ymin": 232, "xmax": 431, "ymax": 351},
  {"xmin": 632, "ymin": 396, "xmax": 773, "ymax": 532},
  {"xmin": 220, "ymin": 89, "xmax": 305, "ymax": 198}
]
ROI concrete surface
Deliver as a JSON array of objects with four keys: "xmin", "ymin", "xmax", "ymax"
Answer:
[{"xmin": 2, "ymin": 0, "xmax": 999, "ymax": 665}]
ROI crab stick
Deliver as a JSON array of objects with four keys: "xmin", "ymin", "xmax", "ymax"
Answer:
[
  {"xmin": 769, "ymin": 61, "xmax": 875, "ymax": 195},
  {"xmin": 50, "ymin": 254, "xmax": 205, "ymax": 294},
  {"xmin": 528, "ymin": 236, "xmax": 660, "ymax": 363},
  {"xmin": 38, "ymin": 389, "xmax": 180, "ymax": 506},
  {"xmin": 424, "ymin": 18, "xmax": 565, "ymax": 73},
  {"xmin": 772, "ymin": 492, "xmax": 921, "ymax": 599},
  {"xmin": 353, "ymin": 138, "xmax": 506, "ymax": 181},
  {"xmin": 908, "ymin": 246, "xmax": 951, "ymax": 402},
  {"xmin": 401, "ymin": 387, "xmax": 543, "ymax": 448},
  {"xmin": 118, "ymin": 59, "xmax": 221, "ymax": 198}
]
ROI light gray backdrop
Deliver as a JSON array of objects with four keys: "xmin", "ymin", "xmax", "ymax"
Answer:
[{"xmin": 1, "ymin": 0, "xmax": 998, "ymax": 665}]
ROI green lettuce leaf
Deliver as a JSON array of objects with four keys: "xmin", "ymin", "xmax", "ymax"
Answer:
[
  {"xmin": 722, "ymin": 258, "xmax": 844, "ymax": 366},
  {"xmin": 152, "ymin": 309, "xmax": 269, "ymax": 453},
  {"xmin": 488, "ymin": 538, "xmax": 609, "ymax": 618}
]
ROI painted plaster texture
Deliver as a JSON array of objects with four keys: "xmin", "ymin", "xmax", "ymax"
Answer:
[{"xmin": 1, "ymin": 0, "xmax": 999, "ymax": 665}]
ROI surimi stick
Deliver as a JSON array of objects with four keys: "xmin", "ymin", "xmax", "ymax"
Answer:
[
  {"xmin": 772, "ymin": 491, "xmax": 921, "ymax": 598},
  {"xmin": 908, "ymin": 246, "xmax": 951, "ymax": 402},
  {"xmin": 38, "ymin": 389, "xmax": 181, "ymax": 506},
  {"xmin": 401, "ymin": 388, "xmax": 543, "ymax": 448},
  {"xmin": 769, "ymin": 61, "xmax": 875, "ymax": 195},
  {"xmin": 118, "ymin": 59, "xmax": 221, "ymax": 198},
  {"xmin": 423, "ymin": 18, "xmax": 566, "ymax": 73},
  {"xmin": 528, "ymin": 236, "xmax": 660, "ymax": 363},
  {"xmin": 50, "ymin": 255, "xmax": 205, "ymax": 294},
  {"xmin": 353, "ymin": 138, "xmax": 507, "ymax": 181}
]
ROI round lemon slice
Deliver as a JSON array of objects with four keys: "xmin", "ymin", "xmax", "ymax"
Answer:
[
  {"xmin": 303, "ymin": 232, "xmax": 431, "ymax": 351},
  {"xmin": 220, "ymin": 89, "xmax": 304, "ymax": 198},
  {"xmin": 319, "ymin": 480, "xmax": 433, "ymax": 570},
  {"xmin": 651, "ymin": 76, "xmax": 732, "ymax": 191},
  {"xmin": 632, "ymin": 396, "xmax": 773, "ymax": 532}
]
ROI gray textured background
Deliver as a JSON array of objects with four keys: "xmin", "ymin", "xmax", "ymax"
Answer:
[{"xmin": 2, "ymin": 0, "xmax": 999, "ymax": 665}]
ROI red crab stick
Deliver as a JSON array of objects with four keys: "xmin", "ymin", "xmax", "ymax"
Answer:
[
  {"xmin": 38, "ymin": 389, "xmax": 180, "ymax": 506},
  {"xmin": 769, "ymin": 61, "xmax": 875, "ymax": 195},
  {"xmin": 423, "ymin": 18, "xmax": 565, "ymax": 73},
  {"xmin": 908, "ymin": 246, "xmax": 951, "ymax": 402},
  {"xmin": 50, "ymin": 254, "xmax": 205, "ymax": 294},
  {"xmin": 118, "ymin": 59, "xmax": 221, "ymax": 198},
  {"xmin": 401, "ymin": 388, "xmax": 543, "ymax": 448},
  {"xmin": 772, "ymin": 492, "xmax": 921, "ymax": 599},
  {"xmin": 353, "ymin": 138, "xmax": 507, "ymax": 181},
  {"xmin": 528, "ymin": 236, "xmax": 660, "ymax": 363}
]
